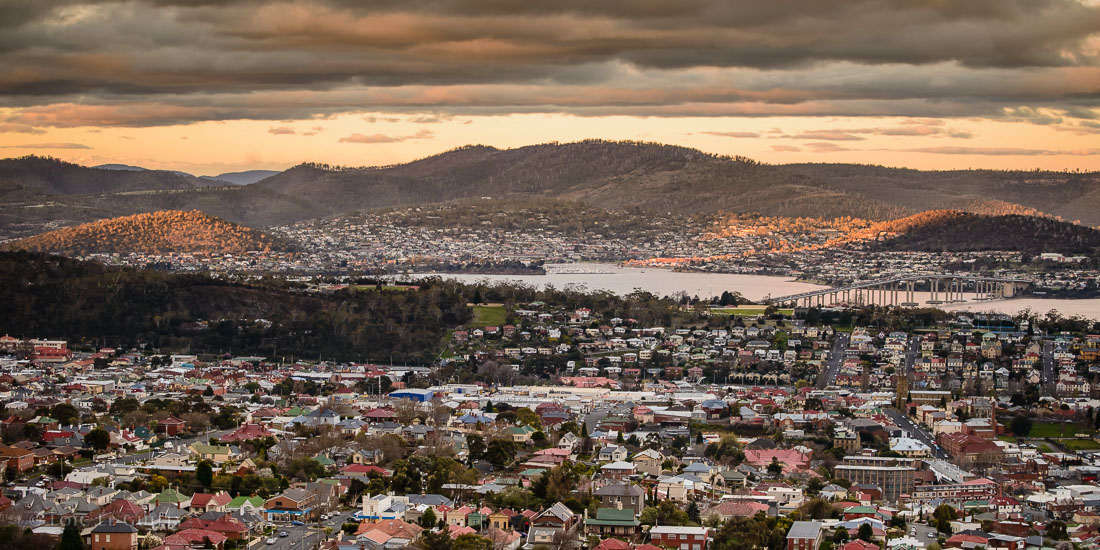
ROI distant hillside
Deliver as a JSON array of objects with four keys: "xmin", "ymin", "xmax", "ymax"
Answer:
[
  {"xmin": 3, "ymin": 210, "xmax": 292, "ymax": 255},
  {"xmin": 255, "ymin": 141, "xmax": 911, "ymax": 220},
  {"xmin": 0, "ymin": 156, "xmax": 214, "ymax": 196},
  {"xmin": 864, "ymin": 210, "xmax": 1100, "ymax": 254},
  {"xmin": 204, "ymin": 170, "xmax": 280, "ymax": 185},
  {"xmin": 5, "ymin": 142, "xmax": 1100, "ymax": 238},
  {"xmin": 93, "ymin": 163, "xmax": 146, "ymax": 172}
]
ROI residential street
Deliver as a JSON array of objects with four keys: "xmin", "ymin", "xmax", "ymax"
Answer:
[{"xmin": 817, "ymin": 332, "xmax": 849, "ymax": 388}]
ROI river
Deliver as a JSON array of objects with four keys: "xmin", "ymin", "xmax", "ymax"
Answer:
[{"xmin": 412, "ymin": 263, "xmax": 1100, "ymax": 319}]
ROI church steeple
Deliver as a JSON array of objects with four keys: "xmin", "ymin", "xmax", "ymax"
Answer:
[{"xmin": 896, "ymin": 371, "xmax": 910, "ymax": 411}]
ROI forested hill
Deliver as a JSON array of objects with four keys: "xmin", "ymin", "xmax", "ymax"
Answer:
[
  {"xmin": 6, "ymin": 141, "xmax": 1100, "ymax": 237},
  {"xmin": 0, "ymin": 155, "xmax": 218, "ymax": 195},
  {"xmin": 3, "ymin": 210, "xmax": 292, "ymax": 255},
  {"xmin": 868, "ymin": 211, "xmax": 1100, "ymax": 254},
  {"xmin": 0, "ymin": 251, "xmax": 470, "ymax": 362},
  {"xmin": 254, "ymin": 142, "xmax": 911, "ymax": 221}
]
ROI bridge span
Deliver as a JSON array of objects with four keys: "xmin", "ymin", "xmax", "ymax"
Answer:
[{"xmin": 765, "ymin": 274, "xmax": 1032, "ymax": 308}]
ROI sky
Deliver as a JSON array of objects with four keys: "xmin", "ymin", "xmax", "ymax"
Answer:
[{"xmin": 1, "ymin": 1, "xmax": 1099, "ymax": 175}]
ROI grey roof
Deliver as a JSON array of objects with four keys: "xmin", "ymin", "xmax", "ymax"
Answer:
[
  {"xmin": 787, "ymin": 521, "xmax": 822, "ymax": 540},
  {"xmin": 594, "ymin": 483, "xmax": 644, "ymax": 497},
  {"xmin": 92, "ymin": 520, "xmax": 138, "ymax": 533}
]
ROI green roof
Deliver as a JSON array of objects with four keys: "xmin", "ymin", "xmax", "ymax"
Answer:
[
  {"xmin": 843, "ymin": 506, "xmax": 877, "ymax": 514},
  {"xmin": 585, "ymin": 508, "xmax": 639, "ymax": 526},
  {"xmin": 519, "ymin": 469, "xmax": 547, "ymax": 476},
  {"xmin": 313, "ymin": 455, "xmax": 336, "ymax": 467},
  {"xmin": 228, "ymin": 496, "xmax": 265, "ymax": 509},
  {"xmin": 191, "ymin": 443, "xmax": 231, "ymax": 455},
  {"xmin": 156, "ymin": 488, "xmax": 190, "ymax": 504}
]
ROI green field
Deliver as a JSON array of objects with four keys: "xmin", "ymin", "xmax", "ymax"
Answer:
[
  {"xmin": 1061, "ymin": 439, "xmax": 1100, "ymax": 452},
  {"xmin": 1029, "ymin": 421, "xmax": 1093, "ymax": 438},
  {"xmin": 469, "ymin": 304, "xmax": 508, "ymax": 327}
]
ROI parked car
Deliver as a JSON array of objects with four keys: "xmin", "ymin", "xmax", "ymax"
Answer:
[{"xmin": 266, "ymin": 538, "xmax": 276, "ymax": 545}]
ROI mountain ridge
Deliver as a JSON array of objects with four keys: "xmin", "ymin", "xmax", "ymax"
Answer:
[{"xmin": 5, "ymin": 141, "xmax": 1100, "ymax": 238}]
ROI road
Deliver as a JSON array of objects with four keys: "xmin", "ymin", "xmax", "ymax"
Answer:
[
  {"xmin": 882, "ymin": 407, "xmax": 948, "ymax": 460},
  {"xmin": 817, "ymin": 332, "xmax": 850, "ymax": 389},
  {"xmin": 908, "ymin": 522, "xmax": 940, "ymax": 543},
  {"xmin": 882, "ymin": 334, "xmax": 949, "ymax": 460},
  {"xmin": 261, "ymin": 525, "xmax": 323, "ymax": 550},
  {"xmin": 1042, "ymin": 339, "xmax": 1055, "ymax": 396}
]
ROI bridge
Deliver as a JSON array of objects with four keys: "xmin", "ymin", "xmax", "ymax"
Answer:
[{"xmin": 765, "ymin": 274, "xmax": 1032, "ymax": 308}]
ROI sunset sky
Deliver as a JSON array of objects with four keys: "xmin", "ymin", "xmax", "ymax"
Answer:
[{"xmin": 1, "ymin": 1, "xmax": 1099, "ymax": 175}]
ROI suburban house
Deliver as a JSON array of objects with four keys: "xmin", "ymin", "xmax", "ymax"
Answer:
[{"xmin": 264, "ymin": 488, "xmax": 317, "ymax": 522}]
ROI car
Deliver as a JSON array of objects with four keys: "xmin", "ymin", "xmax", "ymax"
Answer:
[
  {"xmin": 266, "ymin": 538, "xmax": 276, "ymax": 545},
  {"xmin": 279, "ymin": 532, "xmax": 289, "ymax": 538},
  {"xmin": 291, "ymin": 521, "xmax": 305, "ymax": 526},
  {"xmin": 928, "ymin": 533, "xmax": 936, "ymax": 539}
]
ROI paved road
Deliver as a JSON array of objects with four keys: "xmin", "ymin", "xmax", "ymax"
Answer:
[
  {"xmin": 909, "ymin": 523, "xmax": 940, "ymax": 543},
  {"xmin": 903, "ymin": 335, "xmax": 920, "ymax": 378},
  {"xmin": 882, "ymin": 407, "xmax": 948, "ymax": 460},
  {"xmin": 262, "ymin": 525, "xmax": 323, "ymax": 550},
  {"xmin": 883, "ymin": 334, "xmax": 949, "ymax": 460},
  {"xmin": 1042, "ymin": 339, "xmax": 1055, "ymax": 396},
  {"xmin": 817, "ymin": 333, "xmax": 850, "ymax": 389}
]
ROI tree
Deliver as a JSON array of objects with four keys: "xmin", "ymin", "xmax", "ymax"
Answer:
[
  {"xmin": 1010, "ymin": 416, "xmax": 1033, "ymax": 437},
  {"xmin": 485, "ymin": 440, "xmax": 517, "ymax": 468},
  {"xmin": 1047, "ymin": 520, "xmax": 1069, "ymax": 541},
  {"xmin": 467, "ymin": 434, "xmax": 487, "ymax": 462},
  {"xmin": 84, "ymin": 428, "xmax": 110, "ymax": 452},
  {"xmin": 59, "ymin": 522, "xmax": 84, "ymax": 550},
  {"xmin": 420, "ymin": 508, "xmax": 438, "ymax": 528},
  {"xmin": 932, "ymin": 504, "xmax": 957, "ymax": 534},
  {"xmin": 857, "ymin": 523, "xmax": 874, "ymax": 542},
  {"xmin": 197, "ymin": 460, "xmax": 214, "ymax": 489},
  {"xmin": 418, "ymin": 529, "xmax": 454, "ymax": 550},
  {"xmin": 50, "ymin": 403, "xmax": 80, "ymax": 427},
  {"xmin": 687, "ymin": 501, "xmax": 701, "ymax": 523},
  {"xmin": 453, "ymin": 534, "xmax": 492, "ymax": 550},
  {"xmin": 767, "ymin": 458, "xmax": 784, "ymax": 477}
]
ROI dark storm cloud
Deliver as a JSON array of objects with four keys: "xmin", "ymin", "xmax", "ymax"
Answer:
[{"xmin": 0, "ymin": 0, "xmax": 1098, "ymax": 126}]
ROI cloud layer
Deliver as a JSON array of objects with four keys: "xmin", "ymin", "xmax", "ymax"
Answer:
[{"xmin": 0, "ymin": 0, "xmax": 1096, "ymax": 131}]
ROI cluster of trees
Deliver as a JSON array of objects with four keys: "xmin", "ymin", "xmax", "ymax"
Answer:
[{"xmin": 0, "ymin": 252, "xmax": 470, "ymax": 363}]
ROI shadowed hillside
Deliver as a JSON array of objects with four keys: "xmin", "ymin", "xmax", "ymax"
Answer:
[{"xmin": 864, "ymin": 211, "xmax": 1100, "ymax": 254}]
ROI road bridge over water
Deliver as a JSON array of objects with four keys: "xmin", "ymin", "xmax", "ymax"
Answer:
[{"xmin": 765, "ymin": 274, "xmax": 1032, "ymax": 308}]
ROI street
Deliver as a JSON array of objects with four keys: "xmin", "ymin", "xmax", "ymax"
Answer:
[
  {"xmin": 882, "ymin": 407, "xmax": 948, "ymax": 460},
  {"xmin": 261, "ymin": 525, "xmax": 323, "ymax": 550},
  {"xmin": 1042, "ymin": 339, "xmax": 1055, "ymax": 396},
  {"xmin": 882, "ymin": 335, "xmax": 949, "ymax": 460},
  {"xmin": 817, "ymin": 332, "xmax": 849, "ymax": 388}
]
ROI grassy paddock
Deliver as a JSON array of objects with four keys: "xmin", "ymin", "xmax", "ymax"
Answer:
[{"xmin": 469, "ymin": 305, "xmax": 508, "ymax": 327}]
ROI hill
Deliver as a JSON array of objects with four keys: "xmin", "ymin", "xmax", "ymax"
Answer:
[
  {"xmin": 0, "ymin": 156, "xmax": 214, "ymax": 196},
  {"xmin": 3, "ymin": 210, "xmax": 293, "ymax": 255},
  {"xmin": 204, "ymin": 169, "xmax": 281, "ymax": 185},
  {"xmin": 0, "ymin": 251, "xmax": 470, "ymax": 362},
  {"xmin": 255, "ymin": 141, "xmax": 911, "ymax": 220},
  {"xmin": 862, "ymin": 210, "xmax": 1100, "ymax": 254},
  {"xmin": 5, "ymin": 141, "xmax": 1100, "ymax": 237}
]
